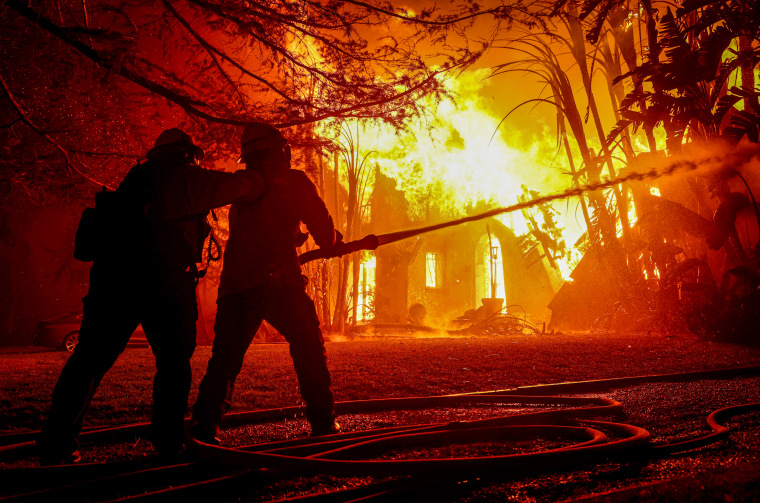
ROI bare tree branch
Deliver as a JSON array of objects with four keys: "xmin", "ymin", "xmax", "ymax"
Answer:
[
  {"xmin": 184, "ymin": 0, "xmax": 380, "ymax": 89},
  {"xmin": 283, "ymin": 67, "xmax": 450, "ymax": 127},
  {"xmin": 4, "ymin": 0, "xmax": 250, "ymax": 125},
  {"xmin": 342, "ymin": 0, "xmax": 518, "ymax": 25},
  {"xmin": 0, "ymin": 70, "xmax": 113, "ymax": 189},
  {"xmin": 162, "ymin": 0, "xmax": 296, "ymax": 106},
  {"xmin": 0, "ymin": 117, "xmax": 22, "ymax": 129},
  {"xmin": 163, "ymin": 1, "xmax": 247, "ymax": 110},
  {"xmin": 4, "ymin": 0, "xmax": 456, "ymax": 130}
]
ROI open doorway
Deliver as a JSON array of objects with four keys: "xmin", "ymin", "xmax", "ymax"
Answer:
[
  {"xmin": 475, "ymin": 230, "xmax": 505, "ymax": 305},
  {"xmin": 356, "ymin": 254, "xmax": 376, "ymax": 323}
]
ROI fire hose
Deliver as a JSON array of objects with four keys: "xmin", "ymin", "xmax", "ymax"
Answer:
[
  {"xmin": 296, "ymin": 173, "xmax": 644, "ymax": 264},
  {"xmin": 298, "ymin": 145, "xmax": 760, "ymax": 265},
  {"xmin": 1, "ymin": 366, "xmax": 760, "ymax": 502}
]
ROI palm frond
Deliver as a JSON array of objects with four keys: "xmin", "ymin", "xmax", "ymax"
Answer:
[
  {"xmin": 659, "ymin": 10, "xmax": 691, "ymax": 69},
  {"xmin": 710, "ymin": 58, "xmax": 744, "ymax": 105},
  {"xmin": 695, "ymin": 25, "xmax": 735, "ymax": 81},
  {"xmin": 676, "ymin": 0, "xmax": 722, "ymax": 16},
  {"xmin": 724, "ymin": 110, "xmax": 760, "ymax": 143},
  {"xmin": 605, "ymin": 118, "xmax": 633, "ymax": 148},
  {"xmin": 585, "ymin": 0, "xmax": 618, "ymax": 44},
  {"xmin": 579, "ymin": 0, "xmax": 608, "ymax": 20},
  {"xmin": 713, "ymin": 94, "xmax": 741, "ymax": 125}
]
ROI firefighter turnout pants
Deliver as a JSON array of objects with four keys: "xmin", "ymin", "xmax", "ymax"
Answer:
[
  {"xmin": 193, "ymin": 279, "xmax": 334, "ymax": 435},
  {"xmin": 38, "ymin": 262, "xmax": 198, "ymax": 458}
]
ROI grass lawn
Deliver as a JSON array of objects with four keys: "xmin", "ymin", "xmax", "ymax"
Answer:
[
  {"xmin": 3, "ymin": 332, "xmax": 760, "ymax": 502},
  {"xmin": 2, "ymin": 332, "xmax": 759, "ymax": 433}
]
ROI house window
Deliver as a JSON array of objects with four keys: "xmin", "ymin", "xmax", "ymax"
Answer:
[{"xmin": 426, "ymin": 252, "xmax": 442, "ymax": 288}]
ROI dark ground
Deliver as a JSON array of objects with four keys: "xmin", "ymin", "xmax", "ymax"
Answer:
[{"xmin": 1, "ymin": 331, "xmax": 760, "ymax": 501}]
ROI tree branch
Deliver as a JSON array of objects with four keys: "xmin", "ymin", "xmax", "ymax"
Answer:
[
  {"xmin": 279, "ymin": 67, "xmax": 448, "ymax": 127},
  {"xmin": 0, "ymin": 71, "xmax": 113, "ymax": 189},
  {"xmin": 4, "ymin": 0, "xmax": 250, "ymax": 125},
  {"xmin": 342, "ymin": 0, "xmax": 525, "ymax": 26},
  {"xmin": 3, "ymin": 0, "xmax": 455, "ymax": 130},
  {"xmin": 162, "ymin": 0, "xmax": 296, "ymax": 106},
  {"xmin": 164, "ymin": 1, "xmax": 247, "ymax": 110},
  {"xmin": 185, "ymin": 0, "xmax": 390, "ymax": 70},
  {"xmin": 0, "ymin": 117, "xmax": 22, "ymax": 129}
]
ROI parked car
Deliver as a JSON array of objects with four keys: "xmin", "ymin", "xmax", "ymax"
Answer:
[{"xmin": 33, "ymin": 312, "xmax": 146, "ymax": 351}]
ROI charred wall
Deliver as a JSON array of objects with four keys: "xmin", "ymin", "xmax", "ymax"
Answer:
[
  {"xmin": 403, "ymin": 218, "xmax": 560, "ymax": 326},
  {"xmin": 370, "ymin": 169, "xmax": 562, "ymax": 327},
  {"xmin": 488, "ymin": 219, "xmax": 561, "ymax": 320},
  {"xmin": 371, "ymin": 171, "xmax": 414, "ymax": 323},
  {"xmin": 407, "ymin": 231, "xmax": 475, "ymax": 326}
]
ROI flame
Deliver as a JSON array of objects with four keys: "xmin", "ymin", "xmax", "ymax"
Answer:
[
  {"xmin": 319, "ymin": 69, "xmax": 589, "ymax": 280},
  {"xmin": 476, "ymin": 234, "xmax": 506, "ymax": 301},
  {"xmin": 357, "ymin": 253, "xmax": 376, "ymax": 322},
  {"xmin": 624, "ymin": 197, "xmax": 638, "ymax": 234}
]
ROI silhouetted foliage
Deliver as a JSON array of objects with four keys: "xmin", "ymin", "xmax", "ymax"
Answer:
[{"xmin": 0, "ymin": 0, "xmax": 536, "ymax": 199}]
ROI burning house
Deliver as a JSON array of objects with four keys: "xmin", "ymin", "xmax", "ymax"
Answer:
[{"xmin": 354, "ymin": 170, "xmax": 563, "ymax": 331}]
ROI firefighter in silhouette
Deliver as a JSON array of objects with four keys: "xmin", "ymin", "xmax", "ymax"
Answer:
[
  {"xmin": 192, "ymin": 122, "xmax": 341, "ymax": 443},
  {"xmin": 37, "ymin": 129, "xmax": 266, "ymax": 465}
]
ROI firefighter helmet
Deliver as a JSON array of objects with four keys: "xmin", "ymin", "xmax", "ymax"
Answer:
[
  {"xmin": 240, "ymin": 122, "xmax": 288, "ymax": 162},
  {"xmin": 148, "ymin": 128, "xmax": 205, "ymax": 160}
]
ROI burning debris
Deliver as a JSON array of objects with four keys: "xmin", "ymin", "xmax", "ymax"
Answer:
[{"xmin": 454, "ymin": 306, "xmax": 544, "ymax": 336}]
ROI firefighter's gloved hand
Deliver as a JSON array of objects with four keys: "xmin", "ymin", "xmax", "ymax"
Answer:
[
  {"xmin": 329, "ymin": 231, "xmax": 349, "ymax": 258},
  {"xmin": 294, "ymin": 231, "xmax": 310, "ymax": 247}
]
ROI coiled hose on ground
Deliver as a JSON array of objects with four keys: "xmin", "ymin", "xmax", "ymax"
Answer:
[{"xmin": 1, "ymin": 365, "xmax": 760, "ymax": 502}]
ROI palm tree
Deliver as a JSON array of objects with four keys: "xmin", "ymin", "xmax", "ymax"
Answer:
[
  {"xmin": 331, "ymin": 122, "xmax": 376, "ymax": 331},
  {"xmin": 560, "ymin": 8, "xmax": 633, "ymax": 246},
  {"xmin": 491, "ymin": 32, "xmax": 622, "ymax": 272},
  {"xmin": 607, "ymin": 8, "xmax": 754, "ymax": 148}
]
